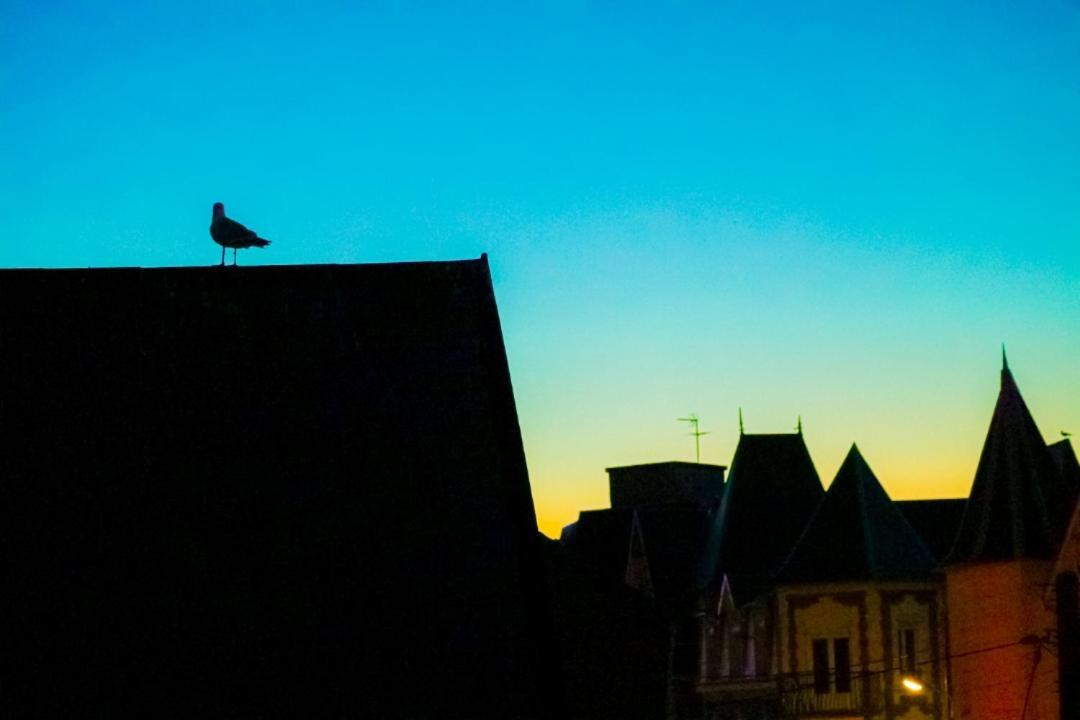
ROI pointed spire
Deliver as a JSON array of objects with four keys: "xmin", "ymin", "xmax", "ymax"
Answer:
[
  {"xmin": 796, "ymin": 415, "xmax": 803, "ymax": 434},
  {"xmin": 738, "ymin": 407, "xmax": 744, "ymax": 435},
  {"xmin": 947, "ymin": 357, "xmax": 1074, "ymax": 563},
  {"xmin": 1002, "ymin": 343, "xmax": 1009, "ymax": 372}
]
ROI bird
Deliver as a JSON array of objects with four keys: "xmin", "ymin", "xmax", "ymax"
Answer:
[{"xmin": 210, "ymin": 203, "xmax": 271, "ymax": 266}]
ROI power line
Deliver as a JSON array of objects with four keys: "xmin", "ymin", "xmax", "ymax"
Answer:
[{"xmin": 698, "ymin": 637, "xmax": 1040, "ymax": 711}]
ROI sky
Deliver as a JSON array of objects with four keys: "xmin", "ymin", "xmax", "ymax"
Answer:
[{"xmin": 2, "ymin": 0, "xmax": 1078, "ymax": 536}]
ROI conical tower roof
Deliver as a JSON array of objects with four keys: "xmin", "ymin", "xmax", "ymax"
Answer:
[
  {"xmin": 778, "ymin": 445, "xmax": 935, "ymax": 583},
  {"xmin": 946, "ymin": 357, "xmax": 1074, "ymax": 563}
]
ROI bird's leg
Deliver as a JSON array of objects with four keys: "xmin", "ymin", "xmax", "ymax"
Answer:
[{"xmin": 221, "ymin": 246, "xmax": 225, "ymax": 267}]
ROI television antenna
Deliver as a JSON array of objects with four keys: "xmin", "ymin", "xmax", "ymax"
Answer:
[{"xmin": 677, "ymin": 414, "xmax": 710, "ymax": 463}]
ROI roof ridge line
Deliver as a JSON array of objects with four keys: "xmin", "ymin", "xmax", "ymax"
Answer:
[{"xmin": 852, "ymin": 447, "xmax": 879, "ymax": 579}]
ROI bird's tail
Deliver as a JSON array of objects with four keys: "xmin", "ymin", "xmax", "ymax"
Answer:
[{"xmin": 253, "ymin": 237, "xmax": 271, "ymax": 248}]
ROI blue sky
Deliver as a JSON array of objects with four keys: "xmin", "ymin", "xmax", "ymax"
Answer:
[{"xmin": 2, "ymin": 0, "xmax": 1078, "ymax": 534}]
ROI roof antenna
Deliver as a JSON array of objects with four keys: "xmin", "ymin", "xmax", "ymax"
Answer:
[
  {"xmin": 738, "ymin": 407, "xmax": 744, "ymax": 435},
  {"xmin": 796, "ymin": 415, "xmax": 802, "ymax": 434},
  {"xmin": 678, "ymin": 414, "xmax": 709, "ymax": 463}
]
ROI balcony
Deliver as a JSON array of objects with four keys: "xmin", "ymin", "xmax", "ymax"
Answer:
[
  {"xmin": 697, "ymin": 674, "xmax": 779, "ymax": 700},
  {"xmin": 779, "ymin": 672, "xmax": 885, "ymax": 716}
]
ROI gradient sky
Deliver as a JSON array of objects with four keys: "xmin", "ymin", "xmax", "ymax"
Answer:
[{"xmin": 2, "ymin": 1, "xmax": 1078, "ymax": 536}]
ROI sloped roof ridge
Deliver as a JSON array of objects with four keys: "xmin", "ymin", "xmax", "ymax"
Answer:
[
  {"xmin": 0, "ymin": 257, "xmax": 488, "ymax": 274},
  {"xmin": 850, "ymin": 446, "xmax": 877, "ymax": 578}
]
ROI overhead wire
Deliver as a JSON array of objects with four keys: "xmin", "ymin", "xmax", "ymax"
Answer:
[{"xmin": 696, "ymin": 636, "xmax": 1047, "ymax": 711}]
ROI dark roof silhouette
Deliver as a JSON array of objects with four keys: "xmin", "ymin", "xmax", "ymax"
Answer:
[
  {"xmin": 635, "ymin": 504, "xmax": 716, "ymax": 610},
  {"xmin": 561, "ymin": 503, "xmax": 715, "ymax": 614},
  {"xmin": 1048, "ymin": 438, "xmax": 1080, "ymax": 495},
  {"xmin": 895, "ymin": 499, "xmax": 968, "ymax": 562},
  {"xmin": 559, "ymin": 507, "xmax": 639, "ymax": 594},
  {"xmin": 946, "ymin": 359, "xmax": 1076, "ymax": 564},
  {"xmin": 607, "ymin": 461, "xmax": 726, "ymax": 509},
  {"xmin": 0, "ymin": 259, "xmax": 560, "ymax": 718},
  {"xmin": 778, "ymin": 445, "xmax": 935, "ymax": 584},
  {"xmin": 701, "ymin": 432, "xmax": 824, "ymax": 602}
]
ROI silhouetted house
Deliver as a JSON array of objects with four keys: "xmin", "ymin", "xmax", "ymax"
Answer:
[
  {"xmin": 696, "ymin": 431, "xmax": 824, "ymax": 716},
  {"xmin": 895, "ymin": 499, "xmax": 967, "ymax": 562},
  {"xmin": 544, "ymin": 533, "xmax": 670, "ymax": 720},
  {"xmin": 559, "ymin": 462, "xmax": 726, "ymax": 719},
  {"xmin": 560, "ymin": 507, "xmax": 646, "ymax": 595},
  {"xmin": 774, "ymin": 445, "xmax": 944, "ymax": 720},
  {"xmin": 0, "ymin": 259, "xmax": 561, "ymax": 718},
  {"xmin": 943, "ymin": 357, "xmax": 1078, "ymax": 720}
]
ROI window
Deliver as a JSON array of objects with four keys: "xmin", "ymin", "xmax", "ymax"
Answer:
[
  {"xmin": 897, "ymin": 629, "xmax": 916, "ymax": 673},
  {"xmin": 833, "ymin": 638, "xmax": 851, "ymax": 693},
  {"xmin": 812, "ymin": 639, "xmax": 830, "ymax": 693},
  {"xmin": 812, "ymin": 637, "xmax": 852, "ymax": 695}
]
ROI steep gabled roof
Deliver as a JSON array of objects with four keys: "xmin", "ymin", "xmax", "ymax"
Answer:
[
  {"xmin": 0, "ymin": 259, "xmax": 559, "ymax": 717},
  {"xmin": 701, "ymin": 432, "xmax": 824, "ymax": 600},
  {"xmin": 779, "ymin": 445, "xmax": 935, "ymax": 584},
  {"xmin": 946, "ymin": 358, "xmax": 1075, "ymax": 564}
]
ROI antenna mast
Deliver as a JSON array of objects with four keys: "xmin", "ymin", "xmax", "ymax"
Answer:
[{"xmin": 677, "ymin": 414, "xmax": 710, "ymax": 463}]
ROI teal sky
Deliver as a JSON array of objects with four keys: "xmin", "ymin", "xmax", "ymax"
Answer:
[{"xmin": 2, "ymin": 1, "xmax": 1078, "ymax": 535}]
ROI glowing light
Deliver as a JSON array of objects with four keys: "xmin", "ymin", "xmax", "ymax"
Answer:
[{"xmin": 901, "ymin": 676, "xmax": 925, "ymax": 693}]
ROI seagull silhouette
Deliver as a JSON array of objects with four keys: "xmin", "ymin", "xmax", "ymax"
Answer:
[{"xmin": 210, "ymin": 203, "xmax": 271, "ymax": 266}]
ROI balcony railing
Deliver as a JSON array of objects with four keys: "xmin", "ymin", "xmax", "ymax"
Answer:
[{"xmin": 778, "ymin": 672, "xmax": 885, "ymax": 716}]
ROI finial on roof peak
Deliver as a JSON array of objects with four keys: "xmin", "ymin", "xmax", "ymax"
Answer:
[
  {"xmin": 738, "ymin": 407, "xmax": 744, "ymax": 435},
  {"xmin": 796, "ymin": 415, "xmax": 803, "ymax": 434},
  {"xmin": 1002, "ymin": 343, "xmax": 1009, "ymax": 371}
]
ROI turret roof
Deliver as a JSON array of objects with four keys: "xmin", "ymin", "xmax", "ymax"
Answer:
[
  {"xmin": 701, "ymin": 431, "xmax": 824, "ymax": 600},
  {"xmin": 779, "ymin": 445, "xmax": 935, "ymax": 583},
  {"xmin": 946, "ymin": 359, "xmax": 1075, "ymax": 563}
]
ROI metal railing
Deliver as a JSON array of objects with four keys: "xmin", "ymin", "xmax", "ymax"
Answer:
[{"xmin": 778, "ymin": 672, "xmax": 884, "ymax": 716}]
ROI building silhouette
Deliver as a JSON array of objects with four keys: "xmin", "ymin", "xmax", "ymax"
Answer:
[
  {"xmin": 0, "ymin": 258, "xmax": 561, "ymax": 718},
  {"xmin": 557, "ymin": 357, "xmax": 1080, "ymax": 720}
]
